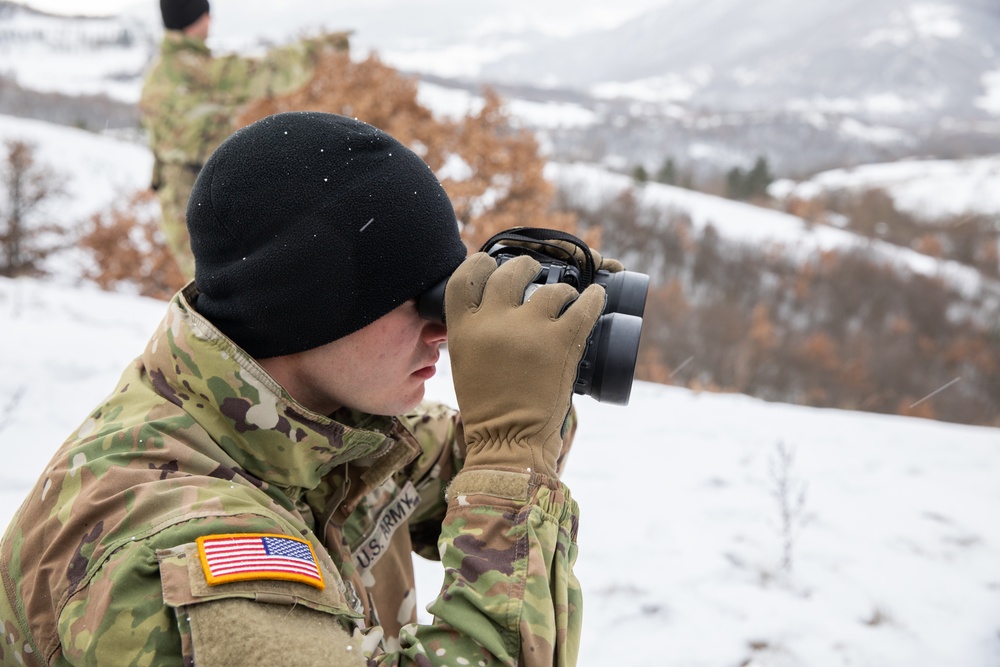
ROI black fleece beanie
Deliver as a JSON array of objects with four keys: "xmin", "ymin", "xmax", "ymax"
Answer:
[
  {"xmin": 187, "ymin": 112, "xmax": 468, "ymax": 359},
  {"xmin": 160, "ymin": 0, "xmax": 209, "ymax": 31}
]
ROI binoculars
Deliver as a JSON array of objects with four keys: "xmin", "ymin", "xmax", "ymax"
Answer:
[{"xmin": 417, "ymin": 228, "xmax": 649, "ymax": 406}]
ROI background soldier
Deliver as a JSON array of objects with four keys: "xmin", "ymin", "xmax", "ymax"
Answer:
[
  {"xmin": 140, "ymin": 0, "xmax": 349, "ymax": 277},
  {"xmin": 0, "ymin": 112, "xmax": 610, "ymax": 665}
]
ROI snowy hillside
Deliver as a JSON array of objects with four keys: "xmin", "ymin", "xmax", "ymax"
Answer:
[
  {"xmin": 0, "ymin": 115, "xmax": 151, "ymax": 217},
  {"xmin": 0, "ymin": 41, "xmax": 998, "ymax": 661},
  {"xmin": 1, "ymin": 274, "xmax": 998, "ymax": 667},
  {"xmin": 548, "ymin": 161, "xmax": 1000, "ymax": 303},
  {"xmin": 0, "ymin": 1, "xmax": 155, "ymax": 102},
  {"xmin": 772, "ymin": 155, "xmax": 1000, "ymax": 221},
  {"xmin": 0, "ymin": 3, "xmax": 997, "ymax": 663}
]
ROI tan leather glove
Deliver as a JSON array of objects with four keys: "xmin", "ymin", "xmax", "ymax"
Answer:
[
  {"xmin": 592, "ymin": 248, "xmax": 624, "ymax": 273},
  {"xmin": 445, "ymin": 252, "xmax": 605, "ymax": 479}
]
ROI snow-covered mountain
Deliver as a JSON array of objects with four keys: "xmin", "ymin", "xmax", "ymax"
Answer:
[
  {"xmin": 4, "ymin": 0, "xmax": 1000, "ymax": 176},
  {"xmin": 479, "ymin": 0, "xmax": 1000, "ymax": 175},
  {"xmin": 0, "ymin": 0, "xmax": 665, "ymax": 101},
  {"xmin": 483, "ymin": 0, "xmax": 1000, "ymax": 120}
]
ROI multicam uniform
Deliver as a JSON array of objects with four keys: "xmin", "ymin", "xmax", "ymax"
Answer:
[
  {"xmin": 139, "ymin": 31, "xmax": 349, "ymax": 277},
  {"xmin": 0, "ymin": 285, "xmax": 582, "ymax": 666}
]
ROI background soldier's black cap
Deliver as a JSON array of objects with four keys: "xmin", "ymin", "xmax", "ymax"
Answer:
[
  {"xmin": 160, "ymin": 0, "xmax": 210, "ymax": 31},
  {"xmin": 187, "ymin": 111, "xmax": 468, "ymax": 359}
]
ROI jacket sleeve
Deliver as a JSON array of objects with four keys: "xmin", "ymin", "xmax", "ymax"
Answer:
[
  {"xmin": 382, "ymin": 404, "xmax": 582, "ymax": 667},
  {"xmin": 140, "ymin": 32, "xmax": 347, "ymax": 170},
  {"xmin": 51, "ymin": 512, "xmax": 365, "ymax": 667},
  {"xmin": 209, "ymin": 31, "xmax": 350, "ymax": 103},
  {"xmin": 377, "ymin": 471, "xmax": 582, "ymax": 667}
]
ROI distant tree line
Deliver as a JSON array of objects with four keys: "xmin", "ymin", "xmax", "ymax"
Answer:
[
  {"xmin": 0, "ymin": 24, "xmax": 141, "ymax": 50},
  {"xmin": 630, "ymin": 154, "xmax": 774, "ymax": 201},
  {"xmin": 725, "ymin": 156, "xmax": 773, "ymax": 201},
  {"xmin": 558, "ymin": 183, "xmax": 1000, "ymax": 428},
  {"xmin": 0, "ymin": 75, "xmax": 140, "ymax": 131}
]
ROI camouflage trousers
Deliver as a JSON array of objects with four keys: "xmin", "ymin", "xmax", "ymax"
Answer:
[{"xmin": 155, "ymin": 163, "xmax": 200, "ymax": 279}]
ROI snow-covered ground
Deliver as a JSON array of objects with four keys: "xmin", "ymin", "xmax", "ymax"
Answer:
[
  {"xmin": 0, "ymin": 115, "xmax": 152, "ymax": 281},
  {"xmin": 1, "ymin": 275, "xmax": 998, "ymax": 666}
]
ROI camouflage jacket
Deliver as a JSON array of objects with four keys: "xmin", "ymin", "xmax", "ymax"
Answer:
[
  {"xmin": 138, "ymin": 31, "xmax": 350, "ymax": 277},
  {"xmin": 0, "ymin": 285, "xmax": 582, "ymax": 666},
  {"xmin": 139, "ymin": 30, "xmax": 349, "ymax": 176}
]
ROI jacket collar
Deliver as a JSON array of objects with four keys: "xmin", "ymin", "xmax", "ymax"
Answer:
[
  {"xmin": 142, "ymin": 285, "xmax": 417, "ymax": 498},
  {"xmin": 161, "ymin": 30, "xmax": 210, "ymax": 56}
]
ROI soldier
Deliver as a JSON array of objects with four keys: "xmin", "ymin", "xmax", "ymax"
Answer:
[
  {"xmin": 0, "ymin": 112, "xmax": 611, "ymax": 666},
  {"xmin": 140, "ymin": 0, "xmax": 349, "ymax": 277}
]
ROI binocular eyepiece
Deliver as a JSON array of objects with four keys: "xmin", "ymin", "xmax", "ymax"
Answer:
[{"xmin": 417, "ymin": 228, "xmax": 649, "ymax": 406}]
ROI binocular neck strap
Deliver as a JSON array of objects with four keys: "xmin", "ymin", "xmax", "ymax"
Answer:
[{"xmin": 478, "ymin": 227, "xmax": 597, "ymax": 289}]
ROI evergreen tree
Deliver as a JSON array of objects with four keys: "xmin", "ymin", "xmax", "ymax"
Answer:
[
  {"xmin": 745, "ymin": 156, "xmax": 773, "ymax": 200},
  {"xmin": 725, "ymin": 156, "xmax": 773, "ymax": 201},
  {"xmin": 725, "ymin": 166, "xmax": 746, "ymax": 200},
  {"xmin": 656, "ymin": 157, "xmax": 677, "ymax": 185}
]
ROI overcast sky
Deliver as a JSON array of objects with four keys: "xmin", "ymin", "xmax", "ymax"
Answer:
[
  {"xmin": 17, "ymin": 0, "xmax": 671, "ymax": 41},
  {"xmin": 23, "ymin": 0, "xmax": 667, "ymax": 14},
  {"xmin": 9, "ymin": 0, "xmax": 681, "ymax": 84},
  {"xmin": 18, "ymin": 0, "xmax": 130, "ymax": 13}
]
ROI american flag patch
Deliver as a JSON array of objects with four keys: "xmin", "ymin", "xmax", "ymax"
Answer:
[{"xmin": 196, "ymin": 533, "xmax": 325, "ymax": 590}]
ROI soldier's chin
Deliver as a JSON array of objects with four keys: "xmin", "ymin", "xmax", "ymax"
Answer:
[{"xmin": 361, "ymin": 386, "xmax": 426, "ymax": 417}]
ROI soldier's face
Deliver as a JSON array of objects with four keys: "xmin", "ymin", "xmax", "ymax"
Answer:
[
  {"xmin": 260, "ymin": 300, "xmax": 447, "ymax": 417},
  {"xmin": 184, "ymin": 12, "xmax": 211, "ymax": 40}
]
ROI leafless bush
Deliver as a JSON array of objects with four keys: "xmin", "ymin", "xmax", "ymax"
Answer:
[
  {"xmin": 768, "ymin": 441, "xmax": 811, "ymax": 576},
  {"xmin": 818, "ymin": 186, "xmax": 1000, "ymax": 279},
  {"xmin": 0, "ymin": 386, "xmax": 26, "ymax": 435},
  {"xmin": 0, "ymin": 139, "xmax": 67, "ymax": 277},
  {"xmin": 79, "ymin": 189, "xmax": 186, "ymax": 300}
]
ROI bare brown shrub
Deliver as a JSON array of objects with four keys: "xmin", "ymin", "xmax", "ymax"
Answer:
[
  {"xmin": 79, "ymin": 190, "xmax": 186, "ymax": 300},
  {"xmin": 816, "ymin": 187, "xmax": 1000, "ymax": 280}
]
